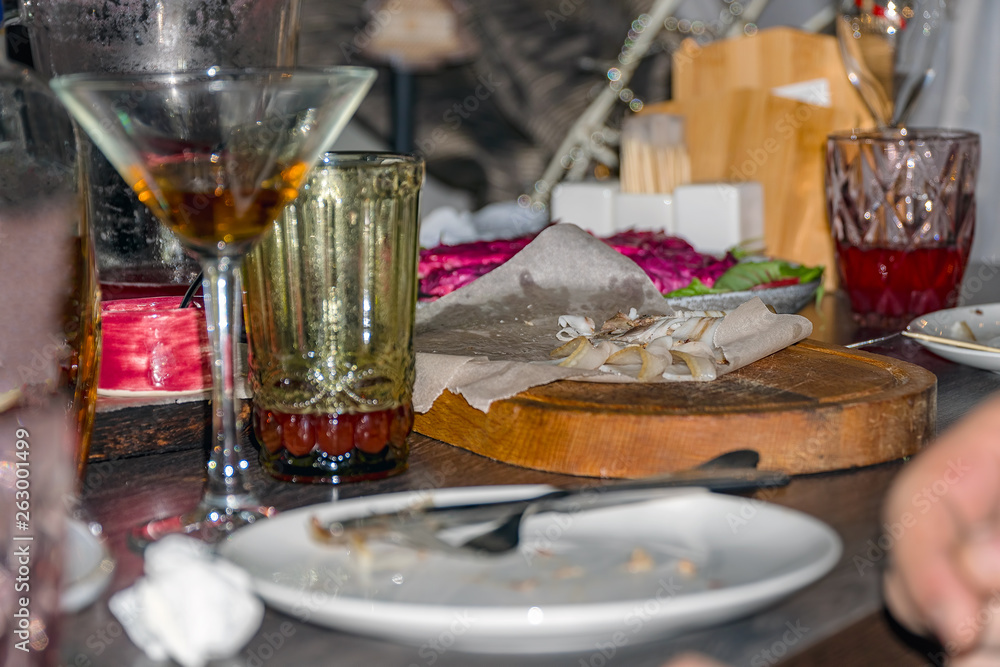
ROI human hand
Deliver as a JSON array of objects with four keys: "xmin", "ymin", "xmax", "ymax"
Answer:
[
  {"xmin": 883, "ymin": 394, "xmax": 1000, "ymax": 663},
  {"xmin": 660, "ymin": 653, "xmax": 728, "ymax": 667}
]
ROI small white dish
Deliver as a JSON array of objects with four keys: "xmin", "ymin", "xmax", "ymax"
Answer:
[
  {"xmin": 62, "ymin": 519, "xmax": 115, "ymax": 614},
  {"xmin": 906, "ymin": 303, "xmax": 1000, "ymax": 373},
  {"xmin": 220, "ymin": 486, "xmax": 841, "ymax": 654}
]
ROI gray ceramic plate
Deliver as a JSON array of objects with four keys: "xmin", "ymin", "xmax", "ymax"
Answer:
[{"xmin": 666, "ymin": 280, "xmax": 822, "ymax": 315}]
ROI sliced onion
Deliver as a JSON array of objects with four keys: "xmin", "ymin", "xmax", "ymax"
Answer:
[
  {"xmin": 670, "ymin": 349, "xmax": 718, "ymax": 381},
  {"xmin": 670, "ymin": 316, "xmax": 724, "ymax": 344},
  {"xmin": 644, "ymin": 336, "xmax": 674, "ymax": 357},
  {"xmin": 550, "ymin": 337, "xmax": 615, "ymax": 369},
  {"xmin": 672, "ymin": 339, "xmax": 722, "ymax": 364},
  {"xmin": 556, "ymin": 315, "xmax": 596, "ymax": 340},
  {"xmin": 605, "ymin": 345, "xmax": 670, "ymax": 381}
]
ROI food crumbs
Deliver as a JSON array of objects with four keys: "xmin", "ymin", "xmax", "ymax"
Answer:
[
  {"xmin": 625, "ymin": 547, "xmax": 654, "ymax": 573},
  {"xmin": 511, "ymin": 578, "xmax": 539, "ymax": 592},
  {"xmin": 677, "ymin": 558, "xmax": 697, "ymax": 577},
  {"xmin": 309, "ymin": 516, "xmax": 328, "ymax": 541},
  {"xmin": 554, "ymin": 565, "xmax": 585, "ymax": 580}
]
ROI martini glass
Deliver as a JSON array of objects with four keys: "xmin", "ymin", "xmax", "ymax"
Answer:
[{"xmin": 49, "ymin": 67, "xmax": 376, "ymax": 544}]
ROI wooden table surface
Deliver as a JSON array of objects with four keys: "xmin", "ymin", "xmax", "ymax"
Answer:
[{"xmin": 60, "ymin": 289, "xmax": 1000, "ymax": 667}]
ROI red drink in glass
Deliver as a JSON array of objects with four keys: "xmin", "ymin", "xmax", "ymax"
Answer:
[
  {"xmin": 253, "ymin": 405, "xmax": 412, "ymax": 483},
  {"xmin": 835, "ymin": 243, "xmax": 971, "ymax": 325},
  {"xmin": 827, "ymin": 128, "xmax": 979, "ymax": 328}
]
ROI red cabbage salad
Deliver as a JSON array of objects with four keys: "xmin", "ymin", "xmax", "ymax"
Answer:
[{"xmin": 418, "ymin": 229, "xmax": 822, "ymax": 301}]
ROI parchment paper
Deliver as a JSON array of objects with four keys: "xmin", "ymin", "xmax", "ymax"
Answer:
[{"xmin": 414, "ymin": 224, "xmax": 812, "ymax": 412}]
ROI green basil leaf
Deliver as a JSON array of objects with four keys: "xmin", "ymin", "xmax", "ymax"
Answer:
[
  {"xmin": 713, "ymin": 260, "xmax": 824, "ymax": 292},
  {"xmin": 663, "ymin": 277, "xmax": 723, "ymax": 297}
]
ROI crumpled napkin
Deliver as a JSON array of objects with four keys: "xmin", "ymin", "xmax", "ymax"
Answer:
[
  {"xmin": 108, "ymin": 535, "xmax": 263, "ymax": 667},
  {"xmin": 419, "ymin": 200, "xmax": 549, "ymax": 248},
  {"xmin": 413, "ymin": 223, "xmax": 813, "ymax": 412}
]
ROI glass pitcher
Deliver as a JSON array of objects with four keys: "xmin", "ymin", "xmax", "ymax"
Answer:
[{"xmin": 4, "ymin": 0, "xmax": 302, "ymax": 297}]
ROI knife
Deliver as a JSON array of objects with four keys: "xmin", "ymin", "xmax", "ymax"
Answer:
[{"xmin": 313, "ymin": 458, "xmax": 789, "ymax": 553}]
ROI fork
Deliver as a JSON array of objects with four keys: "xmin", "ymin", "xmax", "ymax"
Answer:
[
  {"xmin": 456, "ymin": 458, "xmax": 783, "ymax": 554},
  {"xmin": 316, "ymin": 450, "xmax": 788, "ymax": 556}
]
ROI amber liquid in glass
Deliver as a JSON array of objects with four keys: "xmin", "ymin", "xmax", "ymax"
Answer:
[
  {"xmin": 67, "ymin": 232, "xmax": 101, "ymax": 485},
  {"xmin": 133, "ymin": 158, "xmax": 305, "ymax": 251}
]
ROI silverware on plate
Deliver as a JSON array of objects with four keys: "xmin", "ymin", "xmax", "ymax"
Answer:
[
  {"xmin": 312, "ymin": 450, "xmax": 789, "ymax": 556},
  {"xmin": 901, "ymin": 330, "xmax": 1000, "ymax": 353}
]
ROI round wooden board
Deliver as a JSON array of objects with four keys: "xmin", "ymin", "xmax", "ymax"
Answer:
[{"xmin": 413, "ymin": 340, "xmax": 937, "ymax": 477}]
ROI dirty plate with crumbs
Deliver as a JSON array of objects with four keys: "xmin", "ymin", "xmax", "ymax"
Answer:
[
  {"xmin": 906, "ymin": 303, "xmax": 1000, "ymax": 373},
  {"xmin": 220, "ymin": 486, "xmax": 841, "ymax": 654}
]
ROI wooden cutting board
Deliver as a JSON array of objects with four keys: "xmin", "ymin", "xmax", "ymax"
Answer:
[{"xmin": 413, "ymin": 340, "xmax": 936, "ymax": 477}]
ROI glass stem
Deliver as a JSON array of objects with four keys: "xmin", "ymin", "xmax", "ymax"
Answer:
[{"xmin": 199, "ymin": 255, "xmax": 257, "ymax": 510}]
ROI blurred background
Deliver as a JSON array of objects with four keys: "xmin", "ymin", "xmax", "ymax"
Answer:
[
  {"xmin": 303, "ymin": 0, "xmax": 840, "ymax": 207},
  {"xmin": 300, "ymin": 0, "xmax": 1000, "ymax": 268},
  {"xmin": 5, "ymin": 0, "xmax": 997, "ymax": 264}
]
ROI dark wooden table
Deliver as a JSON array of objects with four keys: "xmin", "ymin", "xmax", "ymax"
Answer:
[{"xmin": 60, "ymin": 289, "xmax": 1000, "ymax": 667}]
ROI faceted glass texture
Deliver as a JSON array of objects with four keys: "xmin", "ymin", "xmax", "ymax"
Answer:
[{"xmin": 826, "ymin": 128, "xmax": 979, "ymax": 327}]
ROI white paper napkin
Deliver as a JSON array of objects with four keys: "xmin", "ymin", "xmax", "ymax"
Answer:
[
  {"xmin": 413, "ymin": 223, "xmax": 813, "ymax": 412},
  {"xmin": 108, "ymin": 535, "xmax": 264, "ymax": 667}
]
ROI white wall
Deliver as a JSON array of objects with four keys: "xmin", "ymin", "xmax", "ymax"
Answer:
[{"xmin": 907, "ymin": 0, "xmax": 1000, "ymax": 264}]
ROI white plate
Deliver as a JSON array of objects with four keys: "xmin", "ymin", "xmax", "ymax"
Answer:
[
  {"xmin": 61, "ymin": 519, "xmax": 115, "ymax": 614},
  {"xmin": 906, "ymin": 303, "xmax": 1000, "ymax": 373},
  {"xmin": 220, "ymin": 486, "xmax": 841, "ymax": 654}
]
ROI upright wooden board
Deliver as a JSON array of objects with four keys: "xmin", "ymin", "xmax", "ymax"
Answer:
[
  {"xmin": 642, "ymin": 90, "xmax": 856, "ymax": 292},
  {"xmin": 671, "ymin": 27, "xmax": 872, "ymax": 125},
  {"xmin": 644, "ymin": 28, "xmax": 876, "ymax": 291},
  {"xmin": 414, "ymin": 341, "xmax": 936, "ymax": 477}
]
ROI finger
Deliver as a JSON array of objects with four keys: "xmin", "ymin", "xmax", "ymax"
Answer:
[
  {"xmin": 661, "ymin": 654, "xmax": 729, "ymax": 667},
  {"xmin": 949, "ymin": 648, "xmax": 1000, "ymax": 667},
  {"xmin": 884, "ymin": 564, "xmax": 930, "ymax": 636},
  {"xmin": 881, "ymin": 396, "xmax": 1000, "ymax": 649},
  {"xmin": 884, "ymin": 465, "xmax": 977, "ymax": 649},
  {"xmin": 909, "ymin": 395, "xmax": 1000, "ymax": 528},
  {"xmin": 902, "ymin": 538, "xmax": 980, "ymax": 651},
  {"xmin": 958, "ymin": 525, "xmax": 1000, "ymax": 591},
  {"xmin": 955, "ymin": 598, "xmax": 1000, "ymax": 653}
]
